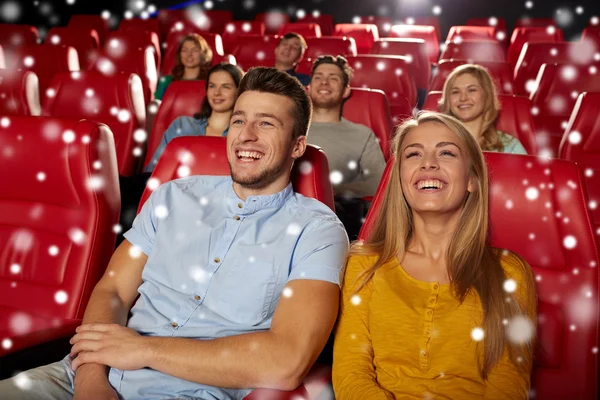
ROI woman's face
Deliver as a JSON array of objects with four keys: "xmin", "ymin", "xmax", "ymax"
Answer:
[
  {"xmin": 207, "ymin": 70, "xmax": 237, "ymax": 113},
  {"xmin": 180, "ymin": 40, "xmax": 203, "ymax": 69},
  {"xmin": 400, "ymin": 121, "xmax": 475, "ymax": 216},
  {"xmin": 448, "ymin": 73, "xmax": 486, "ymax": 123}
]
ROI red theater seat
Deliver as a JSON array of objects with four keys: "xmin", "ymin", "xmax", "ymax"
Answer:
[
  {"xmin": 358, "ymin": 16, "xmax": 394, "ymax": 38},
  {"xmin": 360, "ymin": 152, "xmax": 599, "ymax": 400},
  {"xmin": 334, "ymin": 24, "xmax": 379, "ymax": 54},
  {"xmin": 143, "ymin": 80, "xmax": 206, "ymax": 170},
  {"xmin": 93, "ymin": 38, "xmax": 158, "ymax": 105},
  {"xmin": 560, "ymin": 92, "xmax": 600, "ymax": 235},
  {"xmin": 42, "ymin": 71, "xmax": 146, "ymax": 177},
  {"xmin": 0, "ymin": 116, "xmax": 120, "ymax": 357},
  {"xmin": 107, "ymin": 30, "xmax": 161, "ymax": 77},
  {"xmin": 516, "ymin": 18, "xmax": 557, "ymax": 28},
  {"xmin": 0, "ymin": 69, "xmax": 41, "ymax": 116},
  {"xmin": 343, "ymin": 88, "xmax": 393, "ymax": 159},
  {"xmin": 530, "ymin": 63, "xmax": 600, "ymax": 157},
  {"xmin": 446, "ymin": 26, "xmax": 498, "ymax": 43},
  {"xmin": 347, "ymin": 55, "xmax": 417, "ymax": 122},
  {"xmin": 296, "ymin": 37, "xmax": 358, "ymax": 75},
  {"xmin": 255, "ymin": 12, "xmax": 290, "ymax": 34},
  {"xmin": 157, "ymin": 9, "xmax": 188, "ymax": 38},
  {"xmin": 423, "ymin": 91, "xmax": 538, "ymax": 155},
  {"xmin": 514, "ymin": 41, "xmax": 599, "ymax": 96},
  {"xmin": 7, "ymin": 44, "xmax": 80, "ymax": 98},
  {"xmin": 278, "ymin": 23, "xmax": 322, "ymax": 38},
  {"xmin": 119, "ymin": 17, "xmax": 161, "ymax": 38},
  {"xmin": 430, "ymin": 59, "xmax": 515, "ymax": 94},
  {"xmin": 297, "ymin": 14, "xmax": 334, "ymax": 36},
  {"xmin": 466, "ymin": 17, "xmax": 508, "ymax": 37},
  {"xmin": 0, "ymin": 24, "xmax": 39, "ymax": 50},
  {"xmin": 221, "ymin": 21, "xmax": 265, "ymax": 53},
  {"xmin": 440, "ymin": 40, "xmax": 506, "ymax": 63},
  {"xmin": 45, "ymin": 27, "xmax": 101, "ymax": 70},
  {"xmin": 508, "ymin": 27, "xmax": 565, "ymax": 69},
  {"xmin": 230, "ymin": 34, "xmax": 279, "ymax": 71},
  {"xmin": 371, "ymin": 38, "xmax": 430, "ymax": 90},
  {"xmin": 389, "ymin": 25, "xmax": 439, "ymax": 64},
  {"xmin": 68, "ymin": 15, "xmax": 109, "ymax": 46},
  {"xmin": 401, "ymin": 17, "xmax": 441, "ymax": 40},
  {"xmin": 139, "ymin": 137, "xmax": 335, "ymax": 214},
  {"xmin": 203, "ymin": 10, "xmax": 233, "ymax": 34}
]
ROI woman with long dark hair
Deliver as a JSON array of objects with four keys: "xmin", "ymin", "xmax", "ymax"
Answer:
[
  {"xmin": 333, "ymin": 112, "xmax": 536, "ymax": 399},
  {"xmin": 155, "ymin": 33, "xmax": 214, "ymax": 100},
  {"xmin": 145, "ymin": 63, "xmax": 244, "ymax": 172}
]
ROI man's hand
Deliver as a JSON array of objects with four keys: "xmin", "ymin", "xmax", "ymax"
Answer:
[{"xmin": 70, "ymin": 323, "xmax": 150, "ymax": 371}]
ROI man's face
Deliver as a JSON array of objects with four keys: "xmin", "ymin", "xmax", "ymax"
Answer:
[
  {"xmin": 309, "ymin": 63, "xmax": 350, "ymax": 109},
  {"xmin": 227, "ymin": 90, "xmax": 306, "ymax": 191},
  {"xmin": 274, "ymin": 37, "xmax": 304, "ymax": 66}
]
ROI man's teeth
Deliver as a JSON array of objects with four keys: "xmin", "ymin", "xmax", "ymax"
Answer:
[
  {"xmin": 237, "ymin": 150, "xmax": 263, "ymax": 159},
  {"xmin": 417, "ymin": 180, "xmax": 443, "ymax": 189}
]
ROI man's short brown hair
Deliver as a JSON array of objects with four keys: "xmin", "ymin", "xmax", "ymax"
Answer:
[
  {"xmin": 311, "ymin": 55, "xmax": 354, "ymax": 87},
  {"xmin": 278, "ymin": 32, "xmax": 308, "ymax": 55},
  {"xmin": 237, "ymin": 67, "xmax": 312, "ymax": 139}
]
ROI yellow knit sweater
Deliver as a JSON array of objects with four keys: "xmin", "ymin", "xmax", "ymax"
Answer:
[{"xmin": 332, "ymin": 253, "xmax": 535, "ymax": 399}]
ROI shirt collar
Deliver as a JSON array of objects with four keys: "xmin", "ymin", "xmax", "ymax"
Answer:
[{"xmin": 226, "ymin": 179, "xmax": 294, "ymax": 215}]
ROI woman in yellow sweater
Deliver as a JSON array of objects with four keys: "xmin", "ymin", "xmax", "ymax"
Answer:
[{"xmin": 333, "ymin": 112, "xmax": 537, "ymax": 399}]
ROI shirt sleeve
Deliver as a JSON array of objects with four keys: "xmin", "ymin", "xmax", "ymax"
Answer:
[
  {"xmin": 123, "ymin": 182, "xmax": 171, "ymax": 256},
  {"xmin": 336, "ymin": 130, "xmax": 387, "ymax": 197},
  {"xmin": 332, "ymin": 255, "xmax": 395, "ymax": 400},
  {"xmin": 287, "ymin": 216, "xmax": 349, "ymax": 286},
  {"xmin": 485, "ymin": 253, "xmax": 536, "ymax": 399},
  {"xmin": 143, "ymin": 117, "xmax": 182, "ymax": 173}
]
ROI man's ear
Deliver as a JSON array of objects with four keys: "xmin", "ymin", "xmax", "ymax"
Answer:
[
  {"xmin": 291, "ymin": 135, "xmax": 307, "ymax": 160},
  {"xmin": 342, "ymin": 86, "xmax": 352, "ymax": 99}
]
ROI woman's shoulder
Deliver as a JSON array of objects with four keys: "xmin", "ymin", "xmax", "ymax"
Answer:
[{"xmin": 495, "ymin": 248, "xmax": 532, "ymax": 282}]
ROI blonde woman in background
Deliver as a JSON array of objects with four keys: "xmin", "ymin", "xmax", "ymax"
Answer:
[
  {"xmin": 439, "ymin": 64, "xmax": 528, "ymax": 154},
  {"xmin": 333, "ymin": 112, "xmax": 536, "ymax": 399}
]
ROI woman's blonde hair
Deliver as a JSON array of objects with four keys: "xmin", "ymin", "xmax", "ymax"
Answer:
[
  {"xmin": 171, "ymin": 34, "xmax": 213, "ymax": 81},
  {"xmin": 351, "ymin": 111, "xmax": 535, "ymax": 379},
  {"xmin": 438, "ymin": 64, "xmax": 504, "ymax": 152}
]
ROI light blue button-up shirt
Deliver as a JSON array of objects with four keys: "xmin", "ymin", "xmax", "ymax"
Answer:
[
  {"xmin": 144, "ymin": 116, "xmax": 229, "ymax": 173},
  {"xmin": 70, "ymin": 176, "xmax": 348, "ymax": 400}
]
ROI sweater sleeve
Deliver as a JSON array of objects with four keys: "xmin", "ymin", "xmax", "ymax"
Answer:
[
  {"xmin": 332, "ymin": 255, "xmax": 394, "ymax": 400},
  {"xmin": 335, "ymin": 130, "xmax": 386, "ymax": 198},
  {"xmin": 484, "ymin": 253, "xmax": 536, "ymax": 399}
]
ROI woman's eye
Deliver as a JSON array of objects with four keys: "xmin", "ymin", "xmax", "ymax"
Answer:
[
  {"xmin": 405, "ymin": 151, "xmax": 420, "ymax": 158},
  {"xmin": 440, "ymin": 150, "xmax": 456, "ymax": 157}
]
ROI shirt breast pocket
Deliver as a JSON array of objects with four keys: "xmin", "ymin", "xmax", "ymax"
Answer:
[{"xmin": 215, "ymin": 261, "xmax": 279, "ymax": 325}]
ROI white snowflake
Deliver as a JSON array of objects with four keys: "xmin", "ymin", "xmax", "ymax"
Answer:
[
  {"xmin": 503, "ymin": 279, "xmax": 517, "ymax": 293},
  {"xmin": 242, "ymin": 0, "xmax": 255, "ymax": 10},
  {"xmin": 296, "ymin": 9, "xmax": 306, "ymax": 19},
  {"xmin": 352, "ymin": 16, "xmax": 361, "ymax": 24},
  {"xmin": 525, "ymin": 1, "xmax": 534, "ymax": 9},
  {"xmin": 255, "ymin": 51, "xmax": 265, "ymax": 60},
  {"xmin": 286, "ymin": 223, "xmax": 301, "ymax": 236},
  {"xmin": 505, "ymin": 199, "xmax": 514, "ymax": 209},
  {"xmin": 154, "ymin": 205, "xmax": 169, "ymax": 219},
  {"xmin": 117, "ymin": 109, "xmax": 131, "ymax": 123},
  {"xmin": 560, "ymin": 65, "xmax": 577, "ymax": 81},
  {"xmin": 563, "ymin": 235, "xmax": 577, "ymax": 249},
  {"xmin": 0, "ymin": 116, "xmax": 10, "ymax": 128},
  {"xmin": 128, "ymin": 245, "xmax": 142, "ymax": 258},
  {"xmin": 432, "ymin": 5, "xmax": 442, "ymax": 15},
  {"xmin": 299, "ymin": 161, "xmax": 313, "ymax": 175},
  {"xmin": 101, "ymin": 10, "xmax": 111, "ymax": 19},
  {"xmin": 87, "ymin": 176, "xmax": 104, "ymax": 190},
  {"xmin": 1, "ymin": 338, "xmax": 12, "ymax": 350},
  {"xmin": 54, "ymin": 290, "xmax": 68, "ymax": 304},
  {"xmin": 548, "ymin": 96, "xmax": 566, "ymax": 113},
  {"xmin": 528, "ymin": 233, "xmax": 535, "ymax": 240},
  {"xmin": 471, "ymin": 327, "xmax": 485, "ymax": 341},
  {"xmin": 112, "ymin": 224, "xmax": 122, "ymax": 234},
  {"xmin": 36, "ymin": 171, "xmax": 46, "ymax": 182},
  {"xmin": 48, "ymin": 245, "xmax": 59, "ymax": 256},
  {"xmin": 14, "ymin": 372, "xmax": 32, "ymax": 390},
  {"xmin": 190, "ymin": 265, "xmax": 208, "ymax": 283},
  {"xmin": 525, "ymin": 79, "xmax": 538, "ymax": 94},
  {"xmin": 330, "ymin": 170, "xmax": 343, "ymax": 184},
  {"xmin": 576, "ymin": 6, "xmax": 584, "ymax": 14},
  {"xmin": 555, "ymin": 7, "xmax": 574, "ymax": 27},
  {"xmin": 133, "ymin": 129, "xmax": 147, "ymax": 143},
  {"xmin": 506, "ymin": 315, "xmax": 535, "ymax": 343},
  {"xmin": 68, "ymin": 228, "xmax": 86, "ymax": 245},
  {"xmin": 351, "ymin": 295, "xmax": 361, "ymax": 305},
  {"xmin": 124, "ymin": 10, "xmax": 134, "ymax": 19},
  {"xmin": 147, "ymin": 177, "xmax": 160, "ymax": 191},
  {"xmin": 282, "ymin": 287, "xmax": 293, "ymax": 298},
  {"xmin": 0, "ymin": 1, "xmax": 21, "ymax": 22},
  {"xmin": 10, "ymin": 312, "xmax": 32, "ymax": 335},
  {"xmin": 525, "ymin": 187, "xmax": 539, "ymax": 200},
  {"xmin": 177, "ymin": 165, "xmax": 190, "ymax": 177},
  {"xmin": 589, "ymin": 200, "xmax": 597, "ymax": 210},
  {"xmin": 9, "ymin": 263, "xmax": 20, "ymax": 274}
]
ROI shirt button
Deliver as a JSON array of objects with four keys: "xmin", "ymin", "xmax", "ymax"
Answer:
[
  {"xmin": 194, "ymin": 295, "xmax": 201, "ymax": 300},
  {"xmin": 421, "ymin": 350, "xmax": 428, "ymax": 356},
  {"xmin": 425, "ymin": 329, "xmax": 430, "ymax": 335},
  {"xmin": 429, "ymin": 299, "xmax": 435, "ymax": 303},
  {"xmin": 427, "ymin": 310, "xmax": 433, "ymax": 315},
  {"xmin": 433, "ymin": 284, "xmax": 439, "ymax": 290},
  {"xmin": 171, "ymin": 322, "xmax": 178, "ymax": 328},
  {"xmin": 234, "ymin": 215, "xmax": 240, "ymax": 221},
  {"xmin": 237, "ymin": 203, "xmax": 243, "ymax": 208},
  {"xmin": 214, "ymin": 257, "xmax": 220, "ymax": 263}
]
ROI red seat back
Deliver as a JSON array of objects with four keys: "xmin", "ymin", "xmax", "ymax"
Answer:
[
  {"xmin": 139, "ymin": 137, "xmax": 335, "ymax": 213},
  {"xmin": 8, "ymin": 44, "xmax": 80, "ymax": 97},
  {"xmin": 358, "ymin": 16, "xmax": 394, "ymax": 38},
  {"xmin": 430, "ymin": 59, "xmax": 515, "ymax": 94},
  {"xmin": 230, "ymin": 34, "xmax": 278, "ymax": 71},
  {"xmin": 305, "ymin": 36, "xmax": 357, "ymax": 59},
  {"xmin": 45, "ymin": 27, "xmax": 100, "ymax": 70},
  {"xmin": 0, "ymin": 24, "xmax": 39, "ymax": 50},
  {"xmin": 144, "ymin": 80, "xmax": 206, "ymax": 169},
  {"xmin": 0, "ymin": 116, "xmax": 120, "ymax": 355},
  {"xmin": 278, "ymin": 23, "xmax": 321, "ymax": 38},
  {"xmin": 0, "ymin": 69, "xmax": 40, "ymax": 116},
  {"xmin": 514, "ymin": 41, "xmax": 599, "ymax": 96},
  {"xmin": 440, "ymin": 40, "xmax": 506, "ymax": 63},
  {"xmin": 334, "ymin": 24, "xmax": 379, "ymax": 54},
  {"xmin": 68, "ymin": 15, "xmax": 109, "ymax": 46},
  {"xmin": 401, "ymin": 17, "xmax": 441, "ymax": 40},
  {"xmin": 423, "ymin": 91, "xmax": 538, "ymax": 155},
  {"xmin": 389, "ymin": 24, "xmax": 439, "ymax": 64},
  {"xmin": 446, "ymin": 26, "xmax": 498, "ymax": 43},
  {"xmin": 359, "ymin": 152, "xmax": 599, "ymax": 400},
  {"xmin": 221, "ymin": 21, "xmax": 265, "ymax": 53},
  {"xmin": 508, "ymin": 27, "xmax": 565, "ymax": 69},
  {"xmin": 346, "ymin": 55, "xmax": 417, "ymax": 122},
  {"xmin": 371, "ymin": 38, "xmax": 430, "ymax": 89},
  {"xmin": 119, "ymin": 17, "xmax": 161, "ymax": 38},
  {"xmin": 466, "ymin": 17, "xmax": 508, "ymax": 37},
  {"xmin": 560, "ymin": 92, "xmax": 600, "ymax": 236},
  {"xmin": 203, "ymin": 10, "xmax": 233, "ymax": 34},
  {"xmin": 342, "ymin": 88, "xmax": 393, "ymax": 159},
  {"xmin": 108, "ymin": 30, "xmax": 161, "ymax": 76},
  {"xmin": 296, "ymin": 14, "xmax": 334, "ymax": 36},
  {"xmin": 255, "ymin": 12, "xmax": 290, "ymax": 34},
  {"xmin": 516, "ymin": 18, "xmax": 558, "ymax": 28},
  {"xmin": 530, "ymin": 63, "xmax": 600, "ymax": 156},
  {"xmin": 42, "ymin": 71, "xmax": 146, "ymax": 177}
]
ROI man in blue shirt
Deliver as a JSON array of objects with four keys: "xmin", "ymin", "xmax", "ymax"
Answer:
[
  {"xmin": 0, "ymin": 68, "xmax": 348, "ymax": 399},
  {"xmin": 274, "ymin": 32, "xmax": 311, "ymax": 86}
]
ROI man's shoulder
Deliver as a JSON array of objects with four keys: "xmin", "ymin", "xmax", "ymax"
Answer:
[
  {"xmin": 289, "ymin": 193, "xmax": 343, "ymax": 228},
  {"xmin": 340, "ymin": 118, "xmax": 373, "ymax": 134},
  {"xmin": 154, "ymin": 176, "xmax": 230, "ymax": 199}
]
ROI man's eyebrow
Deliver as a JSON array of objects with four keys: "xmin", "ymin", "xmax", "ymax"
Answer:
[{"xmin": 231, "ymin": 110, "xmax": 245, "ymax": 117}]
